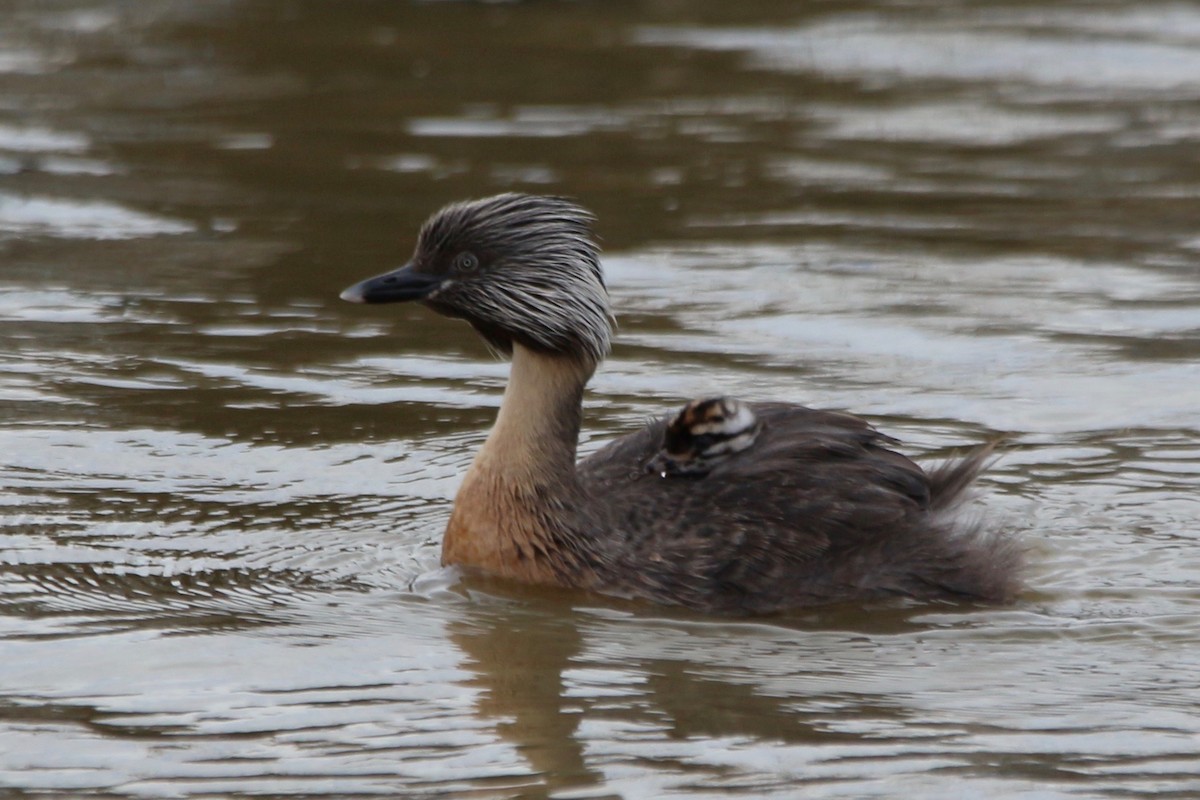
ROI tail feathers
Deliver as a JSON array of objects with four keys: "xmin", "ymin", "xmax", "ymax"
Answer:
[
  {"xmin": 926, "ymin": 438, "xmax": 1004, "ymax": 512},
  {"xmin": 923, "ymin": 437, "xmax": 1023, "ymax": 603}
]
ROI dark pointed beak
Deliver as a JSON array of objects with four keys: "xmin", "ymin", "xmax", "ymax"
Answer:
[{"xmin": 339, "ymin": 263, "xmax": 444, "ymax": 304}]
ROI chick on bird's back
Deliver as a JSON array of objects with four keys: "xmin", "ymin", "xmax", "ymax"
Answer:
[{"xmin": 646, "ymin": 397, "xmax": 763, "ymax": 478}]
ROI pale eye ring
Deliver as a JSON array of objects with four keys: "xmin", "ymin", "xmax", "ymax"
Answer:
[{"xmin": 455, "ymin": 252, "xmax": 479, "ymax": 273}]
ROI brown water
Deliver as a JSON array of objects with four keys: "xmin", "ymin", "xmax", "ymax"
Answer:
[{"xmin": 2, "ymin": 1, "xmax": 1199, "ymax": 797}]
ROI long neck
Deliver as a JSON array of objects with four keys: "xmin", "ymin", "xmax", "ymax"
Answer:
[
  {"xmin": 442, "ymin": 344, "xmax": 602, "ymax": 585},
  {"xmin": 480, "ymin": 343, "xmax": 593, "ymax": 482}
]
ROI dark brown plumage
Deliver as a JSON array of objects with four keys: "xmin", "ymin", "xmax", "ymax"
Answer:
[
  {"xmin": 581, "ymin": 404, "xmax": 1019, "ymax": 613},
  {"xmin": 340, "ymin": 193, "xmax": 1024, "ymax": 614}
]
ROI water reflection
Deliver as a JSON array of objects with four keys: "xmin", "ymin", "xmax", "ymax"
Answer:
[
  {"xmin": 450, "ymin": 587, "xmax": 1200, "ymax": 797},
  {"xmin": 452, "ymin": 601, "xmax": 601, "ymax": 795}
]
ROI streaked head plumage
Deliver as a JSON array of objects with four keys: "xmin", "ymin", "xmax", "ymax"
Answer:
[{"xmin": 414, "ymin": 193, "xmax": 612, "ymax": 362}]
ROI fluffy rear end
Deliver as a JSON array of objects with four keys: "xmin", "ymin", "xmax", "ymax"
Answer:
[
  {"xmin": 926, "ymin": 440, "xmax": 999, "ymax": 511},
  {"xmin": 921, "ymin": 441, "xmax": 1024, "ymax": 602}
]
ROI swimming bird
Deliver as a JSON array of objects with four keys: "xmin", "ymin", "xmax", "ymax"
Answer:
[
  {"xmin": 646, "ymin": 397, "xmax": 763, "ymax": 478},
  {"xmin": 340, "ymin": 193, "xmax": 1022, "ymax": 614}
]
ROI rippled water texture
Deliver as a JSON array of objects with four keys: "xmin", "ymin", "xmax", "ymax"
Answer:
[{"xmin": 2, "ymin": 1, "xmax": 1199, "ymax": 797}]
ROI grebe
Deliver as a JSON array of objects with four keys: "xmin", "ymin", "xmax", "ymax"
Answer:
[
  {"xmin": 646, "ymin": 397, "xmax": 763, "ymax": 478},
  {"xmin": 340, "ymin": 193, "xmax": 1022, "ymax": 613}
]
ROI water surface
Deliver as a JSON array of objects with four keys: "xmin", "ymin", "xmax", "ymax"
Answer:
[{"xmin": 2, "ymin": 1, "xmax": 1199, "ymax": 797}]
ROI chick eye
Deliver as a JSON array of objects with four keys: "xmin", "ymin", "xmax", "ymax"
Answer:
[{"xmin": 454, "ymin": 252, "xmax": 479, "ymax": 273}]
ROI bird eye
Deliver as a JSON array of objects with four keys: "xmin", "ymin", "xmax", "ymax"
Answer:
[{"xmin": 455, "ymin": 252, "xmax": 479, "ymax": 273}]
